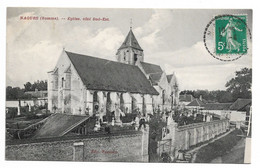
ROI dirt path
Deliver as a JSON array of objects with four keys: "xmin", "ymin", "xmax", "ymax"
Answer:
[{"xmin": 211, "ymin": 138, "xmax": 246, "ymax": 163}]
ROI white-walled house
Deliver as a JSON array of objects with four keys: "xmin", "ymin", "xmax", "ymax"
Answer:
[
  {"xmin": 228, "ymin": 99, "xmax": 251, "ymax": 122},
  {"xmin": 201, "ymin": 99, "xmax": 251, "ymax": 122},
  {"xmin": 202, "ymin": 103, "xmax": 232, "ymax": 119}
]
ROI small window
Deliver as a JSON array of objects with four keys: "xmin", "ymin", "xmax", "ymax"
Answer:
[
  {"xmin": 162, "ymin": 90, "xmax": 165, "ymax": 105},
  {"xmin": 134, "ymin": 54, "xmax": 138, "ymax": 62},
  {"xmin": 61, "ymin": 77, "xmax": 65, "ymax": 87}
]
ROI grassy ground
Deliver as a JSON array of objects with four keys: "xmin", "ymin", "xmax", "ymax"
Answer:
[
  {"xmin": 211, "ymin": 138, "xmax": 246, "ymax": 163},
  {"xmin": 195, "ymin": 129, "xmax": 243, "ymax": 163}
]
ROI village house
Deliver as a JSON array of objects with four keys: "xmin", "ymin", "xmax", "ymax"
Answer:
[
  {"xmin": 202, "ymin": 103, "xmax": 233, "ymax": 119},
  {"xmin": 47, "ymin": 28, "xmax": 179, "ymax": 120},
  {"xmin": 185, "ymin": 95, "xmax": 207, "ymax": 111},
  {"xmin": 24, "ymin": 88, "xmax": 48, "ymax": 99},
  {"xmin": 201, "ymin": 98, "xmax": 251, "ymax": 123},
  {"xmin": 228, "ymin": 98, "xmax": 251, "ymax": 122},
  {"xmin": 179, "ymin": 94, "xmax": 195, "ymax": 106}
]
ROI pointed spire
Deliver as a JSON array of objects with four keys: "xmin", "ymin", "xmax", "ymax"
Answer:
[
  {"xmin": 118, "ymin": 28, "xmax": 143, "ymax": 51},
  {"xmin": 130, "ymin": 18, "xmax": 132, "ymax": 29}
]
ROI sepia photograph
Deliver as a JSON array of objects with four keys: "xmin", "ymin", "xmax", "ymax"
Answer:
[{"xmin": 4, "ymin": 7, "xmax": 252, "ymax": 164}]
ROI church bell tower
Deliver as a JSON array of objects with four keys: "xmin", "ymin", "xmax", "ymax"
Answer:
[{"xmin": 116, "ymin": 27, "xmax": 144, "ymax": 65}]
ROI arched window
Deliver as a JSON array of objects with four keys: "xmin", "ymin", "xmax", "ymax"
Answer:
[
  {"xmin": 93, "ymin": 91, "xmax": 98, "ymax": 114},
  {"xmin": 171, "ymin": 91, "xmax": 174, "ymax": 108},
  {"xmin": 106, "ymin": 92, "xmax": 111, "ymax": 112},
  {"xmin": 134, "ymin": 54, "xmax": 138, "ymax": 62},
  {"xmin": 119, "ymin": 93, "xmax": 124, "ymax": 112},
  {"xmin": 162, "ymin": 90, "xmax": 165, "ymax": 105},
  {"xmin": 61, "ymin": 77, "xmax": 65, "ymax": 88}
]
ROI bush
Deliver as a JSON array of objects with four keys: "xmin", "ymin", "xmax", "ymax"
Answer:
[
  {"xmin": 6, "ymin": 108, "xmax": 17, "ymax": 119},
  {"xmin": 121, "ymin": 113, "xmax": 137, "ymax": 123}
]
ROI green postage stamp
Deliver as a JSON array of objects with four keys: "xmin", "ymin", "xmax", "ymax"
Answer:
[{"xmin": 215, "ymin": 15, "xmax": 247, "ymax": 55}]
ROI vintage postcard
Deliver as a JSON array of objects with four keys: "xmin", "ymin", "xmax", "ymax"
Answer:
[{"xmin": 5, "ymin": 8, "xmax": 252, "ymax": 164}]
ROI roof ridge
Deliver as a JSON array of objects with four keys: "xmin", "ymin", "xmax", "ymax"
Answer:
[
  {"xmin": 65, "ymin": 51, "xmax": 159, "ymax": 95},
  {"xmin": 60, "ymin": 116, "xmax": 90, "ymax": 136},
  {"xmin": 149, "ymin": 72, "xmax": 163, "ymax": 75},
  {"xmin": 140, "ymin": 61, "xmax": 161, "ymax": 66},
  {"xmin": 66, "ymin": 50, "xmax": 138, "ymax": 67},
  {"xmin": 196, "ymin": 99, "xmax": 200, "ymax": 105}
]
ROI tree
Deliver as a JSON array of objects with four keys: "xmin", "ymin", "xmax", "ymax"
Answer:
[
  {"xmin": 216, "ymin": 90, "xmax": 233, "ymax": 103},
  {"xmin": 6, "ymin": 86, "xmax": 33, "ymax": 100},
  {"xmin": 179, "ymin": 89, "xmax": 233, "ymax": 103},
  {"xmin": 225, "ymin": 67, "xmax": 252, "ymax": 100},
  {"xmin": 24, "ymin": 80, "xmax": 47, "ymax": 91},
  {"xmin": 24, "ymin": 82, "xmax": 32, "ymax": 92},
  {"xmin": 6, "ymin": 86, "xmax": 23, "ymax": 100},
  {"xmin": 6, "ymin": 79, "xmax": 47, "ymax": 100}
]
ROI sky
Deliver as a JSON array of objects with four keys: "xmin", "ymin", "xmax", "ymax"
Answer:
[{"xmin": 6, "ymin": 8, "xmax": 252, "ymax": 91}]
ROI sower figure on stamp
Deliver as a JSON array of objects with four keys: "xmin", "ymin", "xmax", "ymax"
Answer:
[{"xmin": 221, "ymin": 18, "xmax": 243, "ymax": 52}]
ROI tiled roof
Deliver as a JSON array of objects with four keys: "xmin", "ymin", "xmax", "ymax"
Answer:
[
  {"xmin": 202, "ymin": 103, "xmax": 232, "ymax": 110},
  {"xmin": 179, "ymin": 94, "xmax": 194, "ymax": 102},
  {"xmin": 34, "ymin": 113, "xmax": 89, "ymax": 139},
  {"xmin": 229, "ymin": 98, "xmax": 251, "ymax": 111},
  {"xmin": 187, "ymin": 98, "xmax": 205, "ymax": 107},
  {"xmin": 118, "ymin": 29, "xmax": 143, "ymax": 51},
  {"xmin": 66, "ymin": 51, "xmax": 158, "ymax": 95}
]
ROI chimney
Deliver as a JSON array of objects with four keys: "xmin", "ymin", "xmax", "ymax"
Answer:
[{"xmin": 199, "ymin": 95, "xmax": 202, "ymax": 101}]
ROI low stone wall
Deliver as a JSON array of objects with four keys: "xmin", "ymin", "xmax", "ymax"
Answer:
[
  {"xmin": 6, "ymin": 129, "xmax": 149, "ymax": 162},
  {"xmin": 158, "ymin": 119, "xmax": 230, "ymax": 156},
  {"xmin": 175, "ymin": 120, "xmax": 229, "ymax": 150}
]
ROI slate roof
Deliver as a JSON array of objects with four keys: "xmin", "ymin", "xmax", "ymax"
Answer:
[
  {"xmin": 140, "ymin": 62, "xmax": 163, "ymax": 75},
  {"xmin": 238, "ymin": 104, "xmax": 251, "ymax": 112},
  {"xmin": 187, "ymin": 98, "xmax": 206, "ymax": 107},
  {"xmin": 149, "ymin": 73, "xmax": 163, "ymax": 85},
  {"xmin": 34, "ymin": 113, "xmax": 89, "ymax": 139},
  {"xmin": 229, "ymin": 98, "xmax": 251, "ymax": 111},
  {"xmin": 139, "ymin": 61, "xmax": 164, "ymax": 85},
  {"xmin": 66, "ymin": 51, "xmax": 158, "ymax": 95},
  {"xmin": 202, "ymin": 103, "xmax": 232, "ymax": 110},
  {"xmin": 118, "ymin": 29, "xmax": 143, "ymax": 51},
  {"xmin": 179, "ymin": 94, "xmax": 194, "ymax": 102}
]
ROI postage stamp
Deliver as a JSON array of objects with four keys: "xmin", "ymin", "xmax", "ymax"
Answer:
[
  {"xmin": 203, "ymin": 14, "xmax": 251, "ymax": 62},
  {"xmin": 215, "ymin": 15, "xmax": 247, "ymax": 55}
]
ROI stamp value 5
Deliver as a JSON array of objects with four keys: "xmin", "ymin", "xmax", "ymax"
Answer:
[{"xmin": 215, "ymin": 15, "xmax": 247, "ymax": 55}]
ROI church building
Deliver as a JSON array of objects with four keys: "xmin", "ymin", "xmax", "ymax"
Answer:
[{"xmin": 47, "ymin": 27, "xmax": 179, "ymax": 118}]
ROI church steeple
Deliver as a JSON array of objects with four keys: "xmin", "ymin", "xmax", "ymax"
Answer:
[
  {"xmin": 116, "ymin": 28, "xmax": 144, "ymax": 65},
  {"xmin": 118, "ymin": 29, "xmax": 143, "ymax": 51}
]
